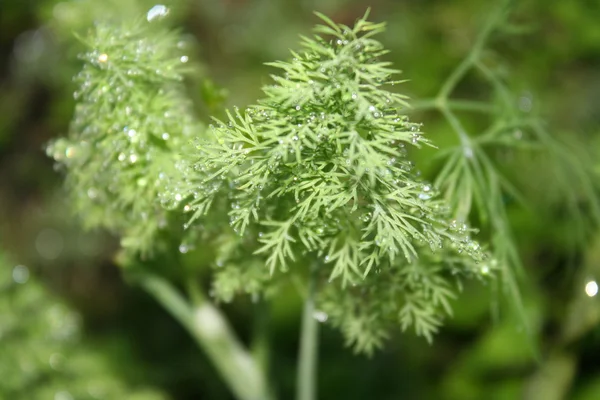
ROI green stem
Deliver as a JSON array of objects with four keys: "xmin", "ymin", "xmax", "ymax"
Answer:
[
  {"xmin": 251, "ymin": 298, "xmax": 271, "ymax": 376},
  {"xmin": 411, "ymin": 99, "xmax": 494, "ymax": 114},
  {"xmin": 136, "ymin": 272, "xmax": 270, "ymax": 400},
  {"xmin": 296, "ymin": 265, "xmax": 319, "ymax": 400},
  {"xmin": 436, "ymin": 0, "xmax": 512, "ymax": 101}
]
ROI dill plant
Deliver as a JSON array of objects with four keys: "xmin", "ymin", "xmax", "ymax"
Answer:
[
  {"xmin": 47, "ymin": 11, "xmax": 201, "ymax": 255},
  {"xmin": 186, "ymin": 11, "xmax": 490, "ymax": 355},
  {"xmin": 408, "ymin": 0, "xmax": 600, "ymax": 337},
  {"xmin": 47, "ymin": 10, "xmax": 272, "ymax": 400},
  {"xmin": 46, "ymin": 2, "xmax": 600, "ymax": 399}
]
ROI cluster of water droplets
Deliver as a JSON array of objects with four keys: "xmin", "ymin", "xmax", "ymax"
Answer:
[
  {"xmin": 446, "ymin": 218, "xmax": 485, "ymax": 260},
  {"xmin": 75, "ymin": 6, "xmax": 189, "ymax": 89}
]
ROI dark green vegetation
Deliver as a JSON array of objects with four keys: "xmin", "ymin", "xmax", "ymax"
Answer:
[{"xmin": 1, "ymin": 0, "xmax": 600, "ymax": 399}]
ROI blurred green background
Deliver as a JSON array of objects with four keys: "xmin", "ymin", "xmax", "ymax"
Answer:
[{"xmin": 1, "ymin": 0, "xmax": 600, "ymax": 399}]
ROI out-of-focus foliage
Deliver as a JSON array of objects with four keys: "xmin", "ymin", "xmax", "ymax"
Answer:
[
  {"xmin": 46, "ymin": 13, "xmax": 203, "ymax": 255},
  {"xmin": 2, "ymin": 0, "xmax": 600, "ymax": 399},
  {"xmin": 0, "ymin": 252, "xmax": 168, "ymax": 400}
]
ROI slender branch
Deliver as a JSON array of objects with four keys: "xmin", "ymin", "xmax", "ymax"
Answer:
[
  {"xmin": 437, "ymin": 55, "xmax": 476, "ymax": 101},
  {"xmin": 296, "ymin": 264, "xmax": 319, "ymax": 400},
  {"xmin": 475, "ymin": 60, "xmax": 517, "ymax": 118},
  {"xmin": 136, "ymin": 271, "xmax": 270, "ymax": 400},
  {"xmin": 440, "ymin": 106, "xmax": 471, "ymax": 148},
  {"xmin": 436, "ymin": 0, "xmax": 512, "ymax": 101},
  {"xmin": 411, "ymin": 99, "xmax": 494, "ymax": 113},
  {"xmin": 446, "ymin": 99, "xmax": 495, "ymax": 113}
]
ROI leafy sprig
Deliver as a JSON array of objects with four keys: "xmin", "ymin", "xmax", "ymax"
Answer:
[
  {"xmin": 409, "ymin": 0, "xmax": 600, "ymax": 341},
  {"xmin": 47, "ymin": 17, "xmax": 201, "ymax": 254},
  {"xmin": 187, "ymin": 10, "xmax": 491, "ymax": 351}
]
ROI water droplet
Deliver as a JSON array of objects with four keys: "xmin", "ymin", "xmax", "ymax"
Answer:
[
  {"xmin": 118, "ymin": 153, "xmax": 126, "ymax": 162},
  {"xmin": 324, "ymin": 255, "xmax": 330, "ymax": 262},
  {"xmin": 87, "ymin": 188, "xmax": 98, "ymax": 199},
  {"xmin": 12, "ymin": 265, "xmax": 29, "ymax": 284},
  {"xmin": 180, "ymin": 55, "xmax": 189, "ymax": 63},
  {"xmin": 312, "ymin": 310, "xmax": 328, "ymax": 322},
  {"xmin": 65, "ymin": 147, "xmax": 76, "ymax": 159},
  {"xmin": 162, "ymin": 132, "xmax": 170, "ymax": 140},
  {"xmin": 418, "ymin": 192, "xmax": 431, "ymax": 200},
  {"xmin": 463, "ymin": 146, "xmax": 473, "ymax": 158},
  {"xmin": 449, "ymin": 219, "xmax": 459, "ymax": 231},
  {"xmin": 295, "ymin": 105, "xmax": 301, "ymax": 111},
  {"xmin": 518, "ymin": 92, "xmax": 532, "ymax": 112},
  {"xmin": 147, "ymin": 4, "xmax": 170, "ymax": 22},
  {"xmin": 98, "ymin": 53, "xmax": 108, "ymax": 63},
  {"xmin": 183, "ymin": 204, "xmax": 191, "ymax": 212},
  {"xmin": 585, "ymin": 280, "xmax": 598, "ymax": 297},
  {"xmin": 129, "ymin": 154, "xmax": 138, "ymax": 163},
  {"xmin": 179, "ymin": 244, "xmax": 189, "ymax": 254},
  {"xmin": 351, "ymin": 93, "xmax": 357, "ymax": 100}
]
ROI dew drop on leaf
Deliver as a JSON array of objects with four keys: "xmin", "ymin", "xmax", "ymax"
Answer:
[
  {"xmin": 463, "ymin": 146, "xmax": 474, "ymax": 158},
  {"xmin": 147, "ymin": 5, "xmax": 170, "ymax": 22},
  {"xmin": 313, "ymin": 310, "xmax": 328, "ymax": 322},
  {"xmin": 585, "ymin": 280, "xmax": 598, "ymax": 297}
]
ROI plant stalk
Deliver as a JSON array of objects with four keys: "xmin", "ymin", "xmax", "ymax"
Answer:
[
  {"xmin": 296, "ymin": 264, "xmax": 319, "ymax": 400},
  {"xmin": 137, "ymin": 271, "xmax": 270, "ymax": 400},
  {"xmin": 251, "ymin": 298, "xmax": 271, "ymax": 377}
]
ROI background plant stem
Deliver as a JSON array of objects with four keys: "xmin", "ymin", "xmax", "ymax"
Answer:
[{"xmin": 296, "ymin": 264, "xmax": 319, "ymax": 400}]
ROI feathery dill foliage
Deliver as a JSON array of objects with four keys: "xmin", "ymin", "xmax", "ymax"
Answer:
[
  {"xmin": 187, "ymin": 11, "xmax": 491, "ymax": 353},
  {"xmin": 47, "ymin": 15, "xmax": 201, "ymax": 254},
  {"xmin": 404, "ymin": 0, "xmax": 600, "ymax": 342}
]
